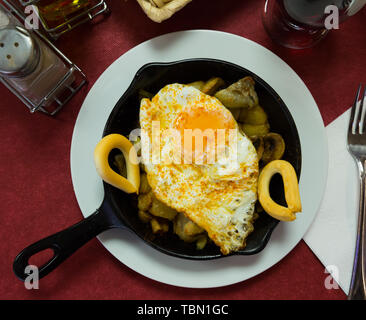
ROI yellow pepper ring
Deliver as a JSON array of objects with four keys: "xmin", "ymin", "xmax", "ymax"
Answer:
[
  {"xmin": 258, "ymin": 160, "xmax": 302, "ymax": 222},
  {"xmin": 94, "ymin": 134, "xmax": 140, "ymax": 194}
]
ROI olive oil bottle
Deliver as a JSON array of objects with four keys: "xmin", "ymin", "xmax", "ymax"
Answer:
[{"xmin": 32, "ymin": 0, "xmax": 92, "ymax": 28}]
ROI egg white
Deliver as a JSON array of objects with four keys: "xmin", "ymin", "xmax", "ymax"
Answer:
[{"xmin": 139, "ymin": 84, "xmax": 259, "ymax": 254}]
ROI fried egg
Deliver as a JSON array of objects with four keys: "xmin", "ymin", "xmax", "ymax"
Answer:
[{"xmin": 139, "ymin": 84, "xmax": 259, "ymax": 254}]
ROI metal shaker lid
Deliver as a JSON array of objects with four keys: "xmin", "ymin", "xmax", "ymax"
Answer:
[{"xmin": 0, "ymin": 26, "xmax": 40, "ymax": 78}]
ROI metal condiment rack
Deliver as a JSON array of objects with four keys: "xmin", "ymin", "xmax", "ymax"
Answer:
[
  {"xmin": 0, "ymin": 1, "xmax": 87, "ymax": 115},
  {"xmin": 12, "ymin": 0, "xmax": 109, "ymax": 39}
]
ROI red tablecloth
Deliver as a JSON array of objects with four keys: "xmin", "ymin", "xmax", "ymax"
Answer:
[{"xmin": 1, "ymin": 0, "xmax": 365, "ymax": 300}]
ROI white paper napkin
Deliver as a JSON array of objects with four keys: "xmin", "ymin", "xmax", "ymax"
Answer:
[{"xmin": 303, "ymin": 108, "xmax": 359, "ymax": 294}]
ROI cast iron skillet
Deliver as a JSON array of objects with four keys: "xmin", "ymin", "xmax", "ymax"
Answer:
[{"xmin": 13, "ymin": 59, "xmax": 302, "ymax": 281}]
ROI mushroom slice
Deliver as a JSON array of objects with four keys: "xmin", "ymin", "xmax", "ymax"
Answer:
[
  {"xmin": 250, "ymin": 136, "xmax": 264, "ymax": 160},
  {"xmin": 262, "ymin": 133, "xmax": 285, "ymax": 164},
  {"xmin": 214, "ymin": 76, "xmax": 259, "ymax": 108},
  {"xmin": 150, "ymin": 0, "xmax": 165, "ymax": 8}
]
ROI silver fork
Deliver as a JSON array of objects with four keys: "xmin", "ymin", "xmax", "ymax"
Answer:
[{"xmin": 347, "ymin": 84, "xmax": 366, "ymax": 300}]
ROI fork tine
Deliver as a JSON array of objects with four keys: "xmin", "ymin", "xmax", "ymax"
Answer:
[
  {"xmin": 360, "ymin": 86, "xmax": 366, "ymax": 134},
  {"xmin": 349, "ymin": 84, "xmax": 362, "ymax": 134}
]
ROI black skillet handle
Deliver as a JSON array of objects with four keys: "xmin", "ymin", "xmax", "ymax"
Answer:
[{"xmin": 13, "ymin": 200, "xmax": 123, "ymax": 281}]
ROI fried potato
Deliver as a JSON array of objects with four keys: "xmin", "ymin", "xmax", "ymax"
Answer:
[
  {"xmin": 187, "ymin": 81, "xmax": 205, "ymax": 91},
  {"xmin": 149, "ymin": 197, "xmax": 178, "ymax": 221},
  {"xmin": 196, "ymin": 235, "xmax": 208, "ymax": 250},
  {"xmin": 140, "ymin": 173, "xmax": 151, "ymax": 194},
  {"xmin": 228, "ymin": 108, "xmax": 241, "ymax": 121},
  {"xmin": 140, "ymin": 163, "xmax": 147, "ymax": 173},
  {"xmin": 253, "ymin": 212, "xmax": 260, "ymax": 221},
  {"xmin": 139, "ymin": 89, "xmax": 154, "ymax": 100},
  {"xmin": 201, "ymin": 77, "xmax": 226, "ymax": 96},
  {"xmin": 184, "ymin": 219, "xmax": 204, "ymax": 236},
  {"xmin": 242, "ymin": 105, "xmax": 268, "ymax": 125},
  {"xmin": 132, "ymin": 136, "xmax": 141, "ymax": 157},
  {"xmin": 160, "ymin": 220, "xmax": 170, "ymax": 232},
  {"xmin": 173, "ymin": 212, "xmax": 204, "ymax": 242},
  {"xmin": 137, "ymin": 192, "xmax": 154, "ymax": 211},
  {"xmin": 238, "ymin": 108, "xmax": 248, "ymax": 123},
  {"xmin": 150, "ymin": 218, "xmax": 169, "ymax": 234},
  {"xmin": 138, "ymin": 210, "xmax": 152, "ymax": 223},
  {"xmin": 241, "ymin": 123, "xmax": 270, "ymax": 137},
  {"xmin": 214, "ymin": 76, "xmax": 258, "ymax": 108},
  {"xmin": 255, "ymin": 201, "xmax": 264, "ymax": 213},
  {"xmin": 114, "ymin": 154, "xmax": 127, "ymax": 177}
]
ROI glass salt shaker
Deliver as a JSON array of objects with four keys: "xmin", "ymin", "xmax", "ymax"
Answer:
[
  {"xmin": 0, "ymin": 26, "xmax": 73, "ymax": 106},
  {"xmin": 0, "ymin": 6, "xmax": 86, "ymax": 115}
]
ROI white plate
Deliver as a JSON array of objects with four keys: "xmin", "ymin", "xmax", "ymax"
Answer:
[{"xmin": 70, "ymin": 30, "xmax": 328, "ymax": 288}]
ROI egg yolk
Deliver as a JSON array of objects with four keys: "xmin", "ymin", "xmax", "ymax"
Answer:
[{"xmin": 175, "ymin": 106, "xmax": 236, "ymax": 163}]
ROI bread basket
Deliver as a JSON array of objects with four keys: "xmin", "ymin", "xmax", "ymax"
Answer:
[{"xmin": 136, "ymin": 0, "xmax": 192, "ymax": 22}]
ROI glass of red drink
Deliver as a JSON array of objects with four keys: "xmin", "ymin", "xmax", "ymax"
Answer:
[{"xmin": 262, "ymin": 0, "xmax": 365, "ymax": 49}]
